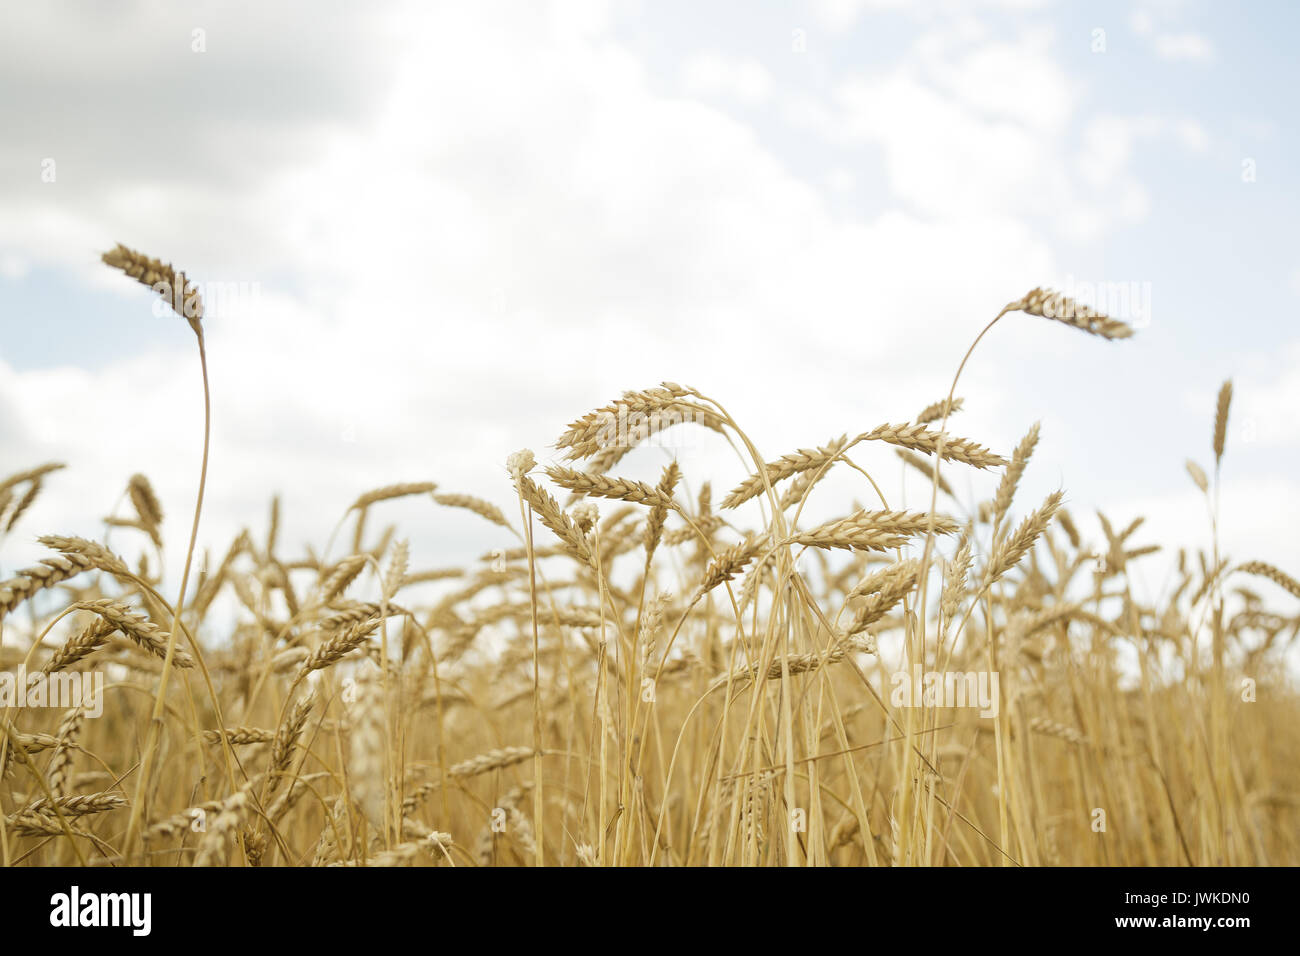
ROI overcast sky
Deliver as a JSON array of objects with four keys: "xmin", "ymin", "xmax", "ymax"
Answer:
[{"xmin": 2, "ymin": 0, "xmax": 1297, "ymax": 607}]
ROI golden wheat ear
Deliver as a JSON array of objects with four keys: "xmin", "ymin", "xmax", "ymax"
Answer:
[
  {"xmin": 101, "ymin": 243, "xmax": 204, "ymax": 335},
  {"xmin": 1008, "ymin": 286, "xmax": 1134, "ymax": 340}
]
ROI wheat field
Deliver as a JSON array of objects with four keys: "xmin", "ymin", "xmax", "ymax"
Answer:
[{"xmin": 0, "ymin": 245, "xmax": 1296, "ymax": 868}]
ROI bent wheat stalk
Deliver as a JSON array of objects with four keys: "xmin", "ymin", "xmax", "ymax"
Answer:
[{"xmin": 103, "ymin": 244, "xmax": 223, "ymax": 860}]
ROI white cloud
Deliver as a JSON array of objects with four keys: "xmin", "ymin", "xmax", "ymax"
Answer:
[
  {"xmin": 1, "ymin": 0, "xmax": 1284, "ymax": 600},
  {"xmin": 0, "ymin": 0, "xmax": 1050, "ymax": 576},
  {"xmin": 814, "ymin": 0, "xmax": 1046, "ymax": 32},
  {"xmin": 1108, "ymin": 476, "xmax": 1300, "ymax": 601},
  {"xmin": 1130, "ymin": 11, "xmax": 1156, "ymax": 36},
  {"xmin": 1127, "ymin": 1, "xmax": 1216, "ymax": 64},
  {"xmin": 681, "ymin": 52, "xmax": 774, "ymax": 105},
  {"xmin": 825, "ymin": 168, "xmax": 856, "ymax": 192},
  {"xmin": 0, "ymin": 255, "xmax": 28, "ymax": 280},
  {"xmin": 1153, "ymin": 32, "xmax": 1215, "ymax": 62},
  {"xmin": 1236, "ymin": 343, "xmax": 1300, "ymax": 449},
  {"xmin": 812, "ymin": 0, "xmax": 909, "ymax": 32},
  {"xmin": 1175, "ymin": 119, "xmax": 1210, "ymax": 151},
  {"xmin": 785, "ymin": 26, "xmax": 1156, "ymax": 240}
]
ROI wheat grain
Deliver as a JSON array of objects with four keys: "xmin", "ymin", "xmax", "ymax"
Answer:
[
  {"xmin": 789, "ymin": 510, "xmax": 958, "ymax": 553},
  {"xmin": 1214, "ymin": 379, "xmax": 1233, "ymax": 465},
  {"xmin": 102, "ymin": 243, "xmax": 204, "ymax": 328},
  {"xmin": 544, "ymin": 466, "xmax": 678, "ymax": 511},
  {"xmin": 1237, "ymin": 562, "xmax": 1300, "ymax": 600},
  {"xmin": 46, "ymin": 708, "xmax": 82, "ymax": 800},
  {"xmin": 350, "ymin": 482, "xmax": 437, "ymax": 511},
  {"xmin": 449, "ymin": 746, "xmax": 535, "ymax": 779},
  {"xmin": 297, "ymin": 617, "xmax": 382, "ymax": 678},
  {"xmin": 433, "ymin": 493, "xmax": 510, "ymax": 528},
  {"xmin": 857, "ymin": 423, "xmax": 1008, "ymax": 470},
  {"xmin": 202, "ymin": 727, "xmax": 277, "ymax": 746},
  {"xmin": 0, "ymin": 554, "xmax": 97, "ymax": 619},
  {"xmin": 993, "ymin": 422, "xmax": 1040, "ymax": 531},
  {"xmin": 37, "ymin": 535, "xmax": 130, "ymax": 577},
  {"xmin": 985, "ymin": 491, "xmax": 1064, "ymax": 585},
  {"xmin": 722, "ymin": 436, "xmax": 849, "ymax": 510},
  {"xmin": 74, "ymin": 599, "xmax": 195, "ymax": 667},
  {"xmin": 916, "ymin": 396, "xmax": 965, "ymax": 425},
  {"xmin": 1008, "ymin": 287, "xmax": 1134, "ymax": 340},
  {"xmin": 41, "ymin": 617, "xmax": 117, "ymax": 674}
]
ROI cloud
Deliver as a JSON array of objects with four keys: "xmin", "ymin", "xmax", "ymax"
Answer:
[
  {"xmin": 1235, "ymin": 343, "xmax": 1300, "ymax": 450},
  {"xmin": 1127, "ymin": 1, "xmax": 1216, "ymax": 63},
  {"xmin": 681, "ymin": 53, "xmax": 774, "ymax": 105},
  {"xmin": 1130, "ymin": 11, "xmax": 1156, "ymax": 36},
  {"xmin": 781, "ymin": 24, "xmax": 1162, "ymax": 241},
  {"xmin": 0, "ymin": 1, "xmax": 1032, "ymax": 574},
  {"xmin": 1, "ymin": 0, "xmax": 1271, "ymax": 591},
  {"xmin": 812, "ymin": 0, "xmax": 910, "ymax": 32},
  {"xmin": 1152, "ymin": 32, "xmax": 1215, "ymax": 62},
  {"xmin": 813, "ymin": 0, "xmax": 1047, "ymax": 32}
]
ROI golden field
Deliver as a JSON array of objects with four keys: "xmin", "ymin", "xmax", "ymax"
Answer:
[{"xmin": 0, "ymin": 245, "xmax": 1296, "ymax": 867}]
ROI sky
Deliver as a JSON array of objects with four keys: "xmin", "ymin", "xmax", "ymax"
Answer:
[{"xmin": 1, "ymin": 0, "xmax": 1298, "ymax": 610}]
